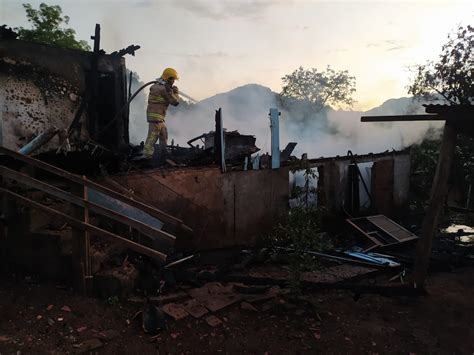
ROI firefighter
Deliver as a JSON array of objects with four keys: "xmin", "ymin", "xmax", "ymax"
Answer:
[{"xmin": 143, "ymin": 67, "xmax": 180, "ymax": 159}]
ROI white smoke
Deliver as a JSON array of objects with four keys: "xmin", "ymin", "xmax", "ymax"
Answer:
[
  {"xmin": 127, "ymin": 70, "xmax": 148, "ymax": 145},
  {"xmin": 128, "ymin": 83, "xmax": 444, "ymax": 157}
]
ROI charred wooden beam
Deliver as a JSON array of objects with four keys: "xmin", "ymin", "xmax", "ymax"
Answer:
[
  {"xmin": 111, "ymin": 45, "xmax": 141, "ymax": 57},
  {"xmin": 361, "ymin": 114, "xmax": 443, "ymax": 122}
]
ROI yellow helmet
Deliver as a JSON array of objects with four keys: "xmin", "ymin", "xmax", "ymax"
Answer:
[{"xmin": 161, "ymin": 67, "xmax": 179, "ymax": 81}]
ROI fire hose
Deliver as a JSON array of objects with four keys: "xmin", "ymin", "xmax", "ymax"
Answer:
[{"xmin": 68, "ymin": 81, "xmax": 197, "ymax": 141}]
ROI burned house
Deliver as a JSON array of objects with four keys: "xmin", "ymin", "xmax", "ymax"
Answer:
[{"xmin": 0, "ymin": 25, "xmax": 413, "ymax": 295}]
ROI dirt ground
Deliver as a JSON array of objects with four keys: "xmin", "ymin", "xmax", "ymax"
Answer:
[{"xmin": 1, "ymin": 267, "xmax": 473, "ymax": 355}]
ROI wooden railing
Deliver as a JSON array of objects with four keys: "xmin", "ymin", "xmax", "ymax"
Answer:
[{"xmin": 0, "ymin": 146, "xmax": 192, "ymax": 293}]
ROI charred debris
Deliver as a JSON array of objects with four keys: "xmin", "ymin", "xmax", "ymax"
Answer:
[{"xmin": 1, "ymin": 24, "xmax": 473, "ymax": 327}]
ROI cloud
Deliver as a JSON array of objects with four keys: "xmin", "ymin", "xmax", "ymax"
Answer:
[
  {"xmin": 325, "ymin": 48, "xmax": 349, "ymax": 54},
  {"xmin": 293, "ymin": 25, "xmax": 310, "ymax": 31},
  {"xmin": 366, "ymin": 39, "xmax": 409, "ymax": 51},
  {"xmin": 135, "ymin": 0, "xmax": 153, "ymax": 7},
  {"xmin": 387, "ymin": 45, "xmax": 407, "ymax": 51},
  {"xmin": 155, "ymin": 51, "xmax": 232, "ymax": 58},
  {"xmin": 172, "ymin": 0, "xmax": 279, "ymax": 21}
]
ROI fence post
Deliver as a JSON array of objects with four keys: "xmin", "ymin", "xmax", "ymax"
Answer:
[{"xmin": 71, "ymin": 177, "xmax": 92, "ymax": 295}]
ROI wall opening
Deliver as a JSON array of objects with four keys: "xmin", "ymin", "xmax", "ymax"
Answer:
[
  {"xmin": 358, "ymin": 162, "xmax": 373, "ymax": 211},
  {"xmin": 289, "ymin": 167, "xmax": 319, "ymax": 208}
]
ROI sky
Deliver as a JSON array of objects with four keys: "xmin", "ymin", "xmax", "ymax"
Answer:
[{"xmin": 1, "ymin": 0, "xmax": 473, "ymax": 110}]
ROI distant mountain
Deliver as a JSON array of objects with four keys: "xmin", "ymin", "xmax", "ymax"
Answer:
[
  {"xmin": 199, "ymin": 84, "xmax": 277, "ymax": 108},
  {"xmin": 172, "ymin": 84, "xmax": 429, "ymax": 122},
  {"xmin": 364, "ymin": 97, "xmax": 425, "ymax": 116},
  {"xmin": 165, "ymin": 84, "xmax": 281, "ymax": 143}
]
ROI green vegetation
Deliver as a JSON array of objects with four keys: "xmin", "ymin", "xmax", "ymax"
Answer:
[
  {"xmin": 410, "ymin": 129, "xmax": 474, "ymax": 209},
  {"xmin": 280, "ymin": 66, "xmax": 356, "ymax": 114},
  {"xmin": 265, "ymin": 160, "xmax": 332, "ymax": 293},
  {"xmin": 15, "ymin": 3, "xmax": 91, "ymax": 51},
  {"xmin": 409, "ymin": 24, "xmax": 474, "ymax": 209},
  {"xmin": 408, "ymin": 25, "xmax": 473, "ymax": 105}
]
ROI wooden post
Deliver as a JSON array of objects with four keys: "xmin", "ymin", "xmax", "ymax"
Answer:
[
  {"xmin": 71, "ymin": 178, "xmax": 92, "ymax": 295},
  {"xmin": 413, "ymin": 121, "xmax": 458, "ymax": 286},
  {"xmin": 83, "ymin": 177, "xmax": 92, "ymax": 293},
  {"xmin": 215, "ymin": 108, "xmax": 226, "ymax": 173},
  {"xmin": 0, "ymin": 176, "xmax": 8, "ymax": 274},
  {"xmin": 90, "ymin": 24, "xmax": 101, "ymax": 138}
]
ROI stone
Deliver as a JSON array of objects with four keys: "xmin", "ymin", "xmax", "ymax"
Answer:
[
  {"xmin": 187, "ymin": 283, "xmax": 242, "ymax": 312},
  {"xmin": 74, "ymin": 338, "xmax": 103, "ymax": 354},
  {"xmin": 97, "ymin": 329, "xmax": 120, "ymax": 341},
  {"xmin": 181, "ymin": 299, "xmax": 209, "ymax": 319},
  {"xmin": 205, "ymin": 315, "xmax": 222, "ymax": 328},
  {"xmin": 240, "ymin": 302, "xmax": 258, "ymax": 312},
  {"xmin": 162, "ymin": 303, "xmax": 189, "ymax": 321}
]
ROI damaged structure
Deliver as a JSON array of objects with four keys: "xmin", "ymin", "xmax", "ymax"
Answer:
[
  {"xmin": 0, "ymin": 25, "xmax": 131, "ymax": 156},
  {"xmin": 1, "ymin": 24, "xmax": 434, "ymax": 301}
]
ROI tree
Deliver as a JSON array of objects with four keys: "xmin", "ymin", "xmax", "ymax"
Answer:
[
  {"xmin": 15, "ymin": 3, "xmax": 91, "ymax": 51},
  {"xmin": 280, "ymin": 66, "xmax": 356, "ymax": 113},
  {"xmin": 408, "ymin": 25, "xmax": 473, "ymax": 105}
]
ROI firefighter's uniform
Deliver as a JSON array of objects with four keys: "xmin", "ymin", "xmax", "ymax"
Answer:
[{"xmin": 143, "ymin": 68, "xmax": 180, "ymax": 159}]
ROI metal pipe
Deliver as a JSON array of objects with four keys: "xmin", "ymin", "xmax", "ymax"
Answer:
[{"xmin": 18, "ymin": 126, "xmax": 59, "ymax": 156}]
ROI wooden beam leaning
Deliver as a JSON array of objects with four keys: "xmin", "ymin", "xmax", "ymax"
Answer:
[
  {"xmin": 360, "ymin": 109, "xmax": 463, "ymax": 286},
  {"xmin": 0, "ymin": 188, "xmax": 167, "ymax": 262},
  {"xmin": 413, "ymin": 121, "xmax": 458, "ymax": 286},
  {"xmin": 0, "ymin": 146, "xmax": 192, "ymax": 232},
  {"xmin": 0, "ymin": 166, "xmax": 175, "ymax": 246}
]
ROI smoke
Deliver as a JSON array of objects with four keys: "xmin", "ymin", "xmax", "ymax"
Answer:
[
  {"xmin": 127, "ymin": 70, "xmax": 148, "ymax": 145},
  {"xmin": 128, "ymin": 83, "xmax": 443, "ymax": 157}
]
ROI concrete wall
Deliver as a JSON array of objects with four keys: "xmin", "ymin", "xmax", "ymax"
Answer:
[
  {"xmin": 0, "ymin": 38, "xmax": 129, "ymax": 152},
  {"xmin": 110, "ymin": 166, "xmax": 290, "ymax": 251},
  {"xmin": 0, "ymin": 54, "xmax": 83, "ymax": 152}
]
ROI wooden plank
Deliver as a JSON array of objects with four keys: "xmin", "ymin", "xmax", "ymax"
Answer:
[
  {"xmin": 345, "ymin": 219, "xmax": 383, "ymax": 248},
  {"xmin": 0, "ymin": 188, "xmax": 167, "ymax": 262},
  {"xmin": 0, "ymin": 175, "xmax": 8, "ymax": 273},
  {"xmin": 413, "ymin": 122, "xmax": 458, "ymax": 286},
  {"xmin": 0, "ymin": 146, "xmax": 192, "ymax": 231},
  {"xmin": 0, "ymin": 166, "xmax": 176, "ymax": 245}
]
